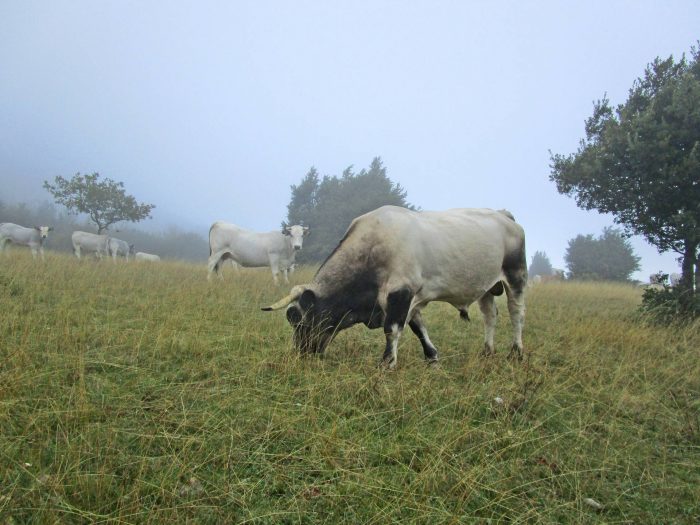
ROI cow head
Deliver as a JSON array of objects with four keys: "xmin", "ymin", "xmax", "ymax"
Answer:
[
  {"xmin": 282, "ymin": 225, "xmax": 310, "ymax": 251},
  {"xmin": 129, "ymin": 244, "xmax": 136, "ymax": 255},
  {"xmin": 34, "ymin": 226, "xmax": 53, "ymax": 239},
  {"xmin": 262, "ymin": 278, "xmax": 382, "ymax": 355}
]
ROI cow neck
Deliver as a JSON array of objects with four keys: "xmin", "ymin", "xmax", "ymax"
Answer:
[{"xmin": 314, "ymin": 242, "xmax": 374, "ymax": 295}]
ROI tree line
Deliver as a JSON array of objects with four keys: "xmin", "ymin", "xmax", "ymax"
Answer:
[{"xmin": 529, "ymin": 229, "xmax": 641, "ymax": 282}]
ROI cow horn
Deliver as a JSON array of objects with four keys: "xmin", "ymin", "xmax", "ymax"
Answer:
[{"xmin": 261, "ymin": 285, "xmax": 307, "ymax": 311}]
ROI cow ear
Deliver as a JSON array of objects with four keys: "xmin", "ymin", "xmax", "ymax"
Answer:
[
  {"xmin": 299, "ymin": 289, "xmax": 316, "ymax": 311},
  {"xmin": 286, "ymin": 305, "xmax": 303, "ymax": 326},
  {"xmin": 282, "ymin": 227, "xmax": 291, "ymax": 236},
  {"xmin": 303, "ymin": 227, "xmax": 310, "ymax": 236},
  {"xmin": 48, "ymin": 227, "xmax": 54, "ymax": 232}
]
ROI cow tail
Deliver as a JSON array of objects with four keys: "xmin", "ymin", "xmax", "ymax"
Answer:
[{"xmin": 208, "ymin": 223, "xmax": 216, "ymax": 256}]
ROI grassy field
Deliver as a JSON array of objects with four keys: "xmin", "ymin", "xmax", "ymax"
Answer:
[{"xmin": 1, "ymin": 252, "xmax": 698, "ymax": 524}]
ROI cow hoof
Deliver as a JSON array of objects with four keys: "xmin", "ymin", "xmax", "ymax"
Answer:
[
  {"xmin": 480, "ymin": 344, "xmax": 495, "ymax": 358},
  {"xmin": 507, "ymin": 345, "xmax": 523, "ymax": 361},
  {"xmin": 426, "ymin": 358, "xmax": 439, "ymax": 368},
  {"xmin": 379, "ymin": 358, "xmax": 397, "ymax": 370}
]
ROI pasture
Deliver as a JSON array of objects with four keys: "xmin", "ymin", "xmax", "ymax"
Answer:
[{"xmin": 1, "ymin": 253, "xmax": 698, "ymax": 523}]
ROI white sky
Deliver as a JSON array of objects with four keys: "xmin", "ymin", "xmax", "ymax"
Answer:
[{"xmin": 1, "ymin": 1, "xmax": 697, "ymax": 279}]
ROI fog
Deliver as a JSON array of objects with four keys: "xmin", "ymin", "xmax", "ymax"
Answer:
[{"xmin": 1, "ymin": 1, "xmax": 698, "ymax": 279}]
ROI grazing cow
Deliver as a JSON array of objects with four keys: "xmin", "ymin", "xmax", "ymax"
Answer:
[
  {"xmin": 208, "ymin": 222, "xmax": 310, "ymax": 284},
  {"xmin": 71, "ymin": 231, "xmax": 110, "ymax": 259},
  {"xmin": 262, "ymin": 206, "xmax": 527, "ymax": 368},
  {"xmin": 670, "ymin": 273, "xmax": 681, "ymax": 287},
  {"xmin": 0, "ymin": 223, "xmax": 53, "ymax": 259},
  {"xmin": 135, "ymin": 252, "xmax": 161, "ymax": 262},
  {"xmin": 107, "ymin": 237, "xmax": 135, "ymax": 262}
]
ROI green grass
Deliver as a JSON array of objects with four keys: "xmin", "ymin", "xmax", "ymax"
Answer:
[{"xmin": 1, "ymin": 252, "xmax": 699, "ymax": 523}]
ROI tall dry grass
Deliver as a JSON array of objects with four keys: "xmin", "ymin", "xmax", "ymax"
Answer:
[{"xmin": 1, "ymin": 252, "xmax": 698, "ymax": 523}]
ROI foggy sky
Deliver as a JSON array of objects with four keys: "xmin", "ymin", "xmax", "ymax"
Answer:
[{"xmin": 1, "ymin": 1, "xmax": 698, "ymax": 279}]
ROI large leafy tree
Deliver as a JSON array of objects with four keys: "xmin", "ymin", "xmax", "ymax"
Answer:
[
  {"xmin": 286, "ymin": 157, "xmax": 413, "ymax": 262},
  {"xmin": 44, "ymin": 172, "xmax": 155, "ymax": 234},
  {"xmin": 565, "ymin": 227, "xmax": 641, "ymax": 281},
  {"xmin": 550, "ymin": 45, "xmax": 700, "ymax": 297}
]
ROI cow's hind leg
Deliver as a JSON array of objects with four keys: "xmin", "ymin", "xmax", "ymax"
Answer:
[
  {"xmin": 478, "ymin": 293, "xmax": 498, "ymax": 356},
  {"xmin": 504, "ymin": 284, "xmax": 526, "ymax": 360},
  {"xmin": 408, "ymin": 310, "xmax": 438, "ymax": 364},
  {"xmin": 207, "ymin": 251, "xmax": 224, "ymax": 281},
  {"xmin": 381, "ymin": 288, "xmax": 413, "ymax": 369},
  {"xmin": 503, "ymin": 254, "xmax": 527, "ymax": 361}
]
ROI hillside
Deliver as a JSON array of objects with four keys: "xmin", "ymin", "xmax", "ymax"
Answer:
[{"xmin": 1, "ymin": 253, "xmax": 698, "ymax": 523}]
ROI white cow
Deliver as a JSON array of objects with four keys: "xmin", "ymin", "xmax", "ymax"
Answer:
[
  {"xmin": 0, "ymin": 223, "xmax": 53, "ymax": 259},
  {"xmin": 207, "ymin": 222, "xmax": 310, "ymax": 284},
  {"xmin": 107, "ymin": 237, "xmax": 135, "ymax": 262},
  {"xmin": 670, "ymin": 272, "xmax": 682, "ymax": 286},
  {"xmin": 135, "ymin": 252, "xmax": 161, "ymax": 262},
  {"xmin": 263, "ymin": 206, "xmax": 527, "ymax": 368},
  {"xmin": 72, "ymin": 231, "xmax": 110, "ymax": 259}
]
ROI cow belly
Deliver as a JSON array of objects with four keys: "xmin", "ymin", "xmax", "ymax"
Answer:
[
  {"xmin": 416, "ymin": 263, "xmax": 504, "ymax": 307},
  {"xmin": 227, "ymin": 248, "xmax": 271, "ymax": 268}
]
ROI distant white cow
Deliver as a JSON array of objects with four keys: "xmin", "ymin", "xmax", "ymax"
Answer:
[
  {"xmin": 649, "ymin": 272, "xmax": 667, "ymax": 285},
  {"xmin": 207, "ymin": 222, "xmax": 309, "ymax": 284},
  {"xmin": 135, "ymin": 252, "xmax": 160, "ymax": 262},
  {"xmin": 72, "ymin": 231, "xmax": 110, "ymax": 259},
  {"xmin": 107, "ymin": 237, "xmax": 135, "ymax": 262},
  {"xmin": 0, "ymin": 223, "xmax": 53, "ymax": 259},
  {"xmin": 529, "ymin": 274, "xmax": 543, "ymax": 286},
  {"xmin": 670, "ymin": 273, "xmax": 682, "ymax": 286}
]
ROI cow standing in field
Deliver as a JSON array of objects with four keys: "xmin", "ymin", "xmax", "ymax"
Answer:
[
  {"xmin": 135, "ymin": 252, "xmax": 160, "ymax": 262},
  {"xmin": 107, "ymin": 237, "xmax": 135, "ymax": 262},
  {"xmin": 71, "ymin": 231, "xmax": 110, "ymax": 259},
  {"xmin": 207, "ymin": 222, "xmax": 309, "ymax": 284},
  {"xmin": 263, "ymin": 206, "xmax": 527, "ymax": 368},
  {"xmin": 0, "ymin": 223, "xmax": 53, "ymax": 259}
]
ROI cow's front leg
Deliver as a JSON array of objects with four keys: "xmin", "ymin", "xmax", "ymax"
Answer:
[
  {"xmin": 408, "ymin": 310, "xmax": 438, "ymax": 363},
  {"xmin": 269, "ymin": 257, "xmax": 281, "ymax": 286},
  {"xmin": 381, "ymin": 288, "xmax": 414, "ymax": 369}
]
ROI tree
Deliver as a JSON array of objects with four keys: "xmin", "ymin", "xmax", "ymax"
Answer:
[
  {"xmin": 565, "ymin": 227, "xmax": 640, "ymax": 281},
  {"xmin": 286, "ymin": 167, "xmax": 320, "ymax": 229},
  {"xmin": 43, "ymin": 172, "xmax": 155, "ymax": 234},
  {"xmin": 550, "ymin": 45, "xmax": 700, "ymax": 300},
  {"xmin": 529, "ymin": 251, "xmax": 553, "ymax": 277},
  {"xmin": 286, "ymin": 157, "xmax": 413, "ymax": 262}
]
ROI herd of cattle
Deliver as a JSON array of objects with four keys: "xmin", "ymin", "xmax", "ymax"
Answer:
[
  {"xmin": 1, "ymin": 207, "xmax": 530, "ymax": 366},
  {"xmin": 0, "ymin": 223, "xmax": 160, "ymax": 262}
]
